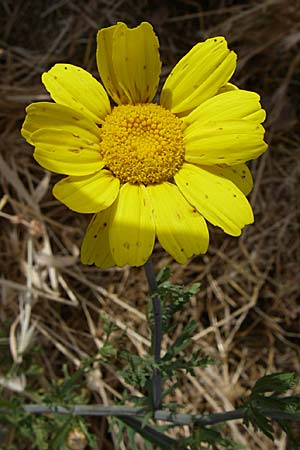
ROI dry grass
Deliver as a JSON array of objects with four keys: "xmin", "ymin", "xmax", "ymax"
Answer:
[{"xmin": 1, "ymin": 0, "xmax": 300, "ymax": 448}]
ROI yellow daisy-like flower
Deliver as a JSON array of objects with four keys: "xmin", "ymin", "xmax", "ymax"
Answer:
[{"xmin": 22, "ymin": 22, "xmax": 267, "ymax": 268}]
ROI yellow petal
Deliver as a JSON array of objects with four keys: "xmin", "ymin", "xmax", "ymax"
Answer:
[
  {"xmin": 31, "ymin": 129, "xmax": 104, "ymax": 175},
  {"xmin": 217, "ymin": 82, "xmax": 238, "ymax": 94},
  {"xmin": 42, "ymin": 64, "xmax": 111, "ymax": 124},
  {"xmin": 183, "ymin": 90, "xmax": 266, "ymax": 127},
  {"xmin": 160, "ymin": 37, "xmax": 236, "ymax": 114},
  {"xmin": 21, "ymin": 102, "xmax": 101, "ymax": 145},
  {"xmin": 147, "ymin": 182, "xmax": 209, "ymax": 263},
  {"xmin": 97, "ymin": 22, "xmax": 161, "ymax": 105},
  {"xmin": 175, "ymin": 163, "xmax": 253, "ymax": 236},
  {"xmin": 109, "ymin": 184, "xmax": 155, "ymax": 267},
  {"xmin": 81, "ymin": 209, "xmax": 115, "ymax": 269},
  {"xmin": 184, "ymin": 120, "xmax": 267, "ymax": 165},
  {"xmin": 53, "ymin": 170, "xmax": 120, "ymax": 213},
  {"xmin": 205, "ymin": 164, "xmax": 253, "ymax": 196}
]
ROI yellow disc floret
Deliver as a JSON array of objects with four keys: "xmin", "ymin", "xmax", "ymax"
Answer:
[{"xmin": 100, "ymin": 103, "xmax": 185, "ymax": 184}]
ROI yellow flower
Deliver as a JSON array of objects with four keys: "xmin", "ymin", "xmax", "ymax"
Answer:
[{"xmin": 22, "ymin": 22, "xmax": 267, "ymax": 268}]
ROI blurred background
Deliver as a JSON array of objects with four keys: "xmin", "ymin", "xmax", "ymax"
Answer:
[{"xmin": 1, "ymin": 0, "xmax": 299, "ymax": 448}]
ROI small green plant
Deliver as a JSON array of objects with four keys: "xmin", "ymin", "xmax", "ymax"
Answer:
[{"xmin": 1, "ymin": 267, "xmax": 300, "ymax": 449}]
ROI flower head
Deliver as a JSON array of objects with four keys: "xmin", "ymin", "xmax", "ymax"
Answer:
[{"xmin": 22, "ymin": 22, "xmax": 267, "ymax": 268}]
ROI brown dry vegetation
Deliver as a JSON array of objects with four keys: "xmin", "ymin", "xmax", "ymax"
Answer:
[{"xmin": 1, "ymin": 0, "xmax": 300, "ymax": 449}]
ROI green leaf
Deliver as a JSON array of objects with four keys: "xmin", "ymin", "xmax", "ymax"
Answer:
[
  {"xmin": 49, "ymin": 415, "xmax": 74, "ymax": 449},
  {"xmin": 145, "ymin": 440, "xmax": 155, "ymax": 450},
  {"xmin": 163, "ymin": 321, "xmax": 197, "ymax": 362},
  {"xmin": 49, "ymin": 367, "xmax": 85, "ymax": 404},
  {"xmin": 119, "ymin": 416, "xmax": 178, "ymax": 450},
  {"xmin": 127, "ymin": 426, "xmax": 139, "ymax": 450},
  {"xmin": 141, "ymin": 411, "xmax": 153, "ymax": 429},
  {"xmin": 118, "ymin": 352, "xmax": 153, "ymax": 389},
  {"xmin": 153, "ymin": 270, "xmax": 201, "ymax": 337},
  {"xmin": 252, "ymin": 372, "xmax": 299, "ymax": 395},
  {"xmin": 32, "ymin": 418, "xmax": 49, "ymax": 450},
  {"xmin": 245, "ymin": 404, "xmax": 274, "ymax": 440},
  {"xmin": 156, "ymin": 266, "xmax": 171, "ymax": 284},
  {"xmin": 241, "ymin": 372, "xmax": 300, "ymax": 445},
  {"xmin": 162, "ymin": 381, "xmax": 180, "ymax": 399},
  {"xmin": 185, "ymin": 426, "xmax": 246, "ymax": 449},
  {"xmin": 99, "ymin": 342, "xmax": 117, "ymax": 359}
]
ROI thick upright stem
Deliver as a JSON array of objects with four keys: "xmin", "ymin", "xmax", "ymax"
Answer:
[{"xmin": 144, "ymin": 258, "xmax": 162, "ymax": 410}]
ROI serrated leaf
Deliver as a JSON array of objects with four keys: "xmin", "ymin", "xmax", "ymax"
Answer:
[
  {"xmin": 190, "ymin": 426, "xmax": 245, "ymax": 449},
  {"xmin": 127, "ymin": 426, "xmax": 139, "ymax": 450},
  {"xmin": 99, "ymin": 342, "xmax": 117, "ymax": 358},
  {"xmin": 156, "ymin": 266, "xmax": 171, "ymax": 284},
  {"xmin": 162, "ymin": 381, "xmax": 180, "ymax": 399},
  {"xmin": 145, "ymin": 440, "xmax": 155, "ymax": 450},
  {"xmin": 153, "ymin": 274, "xmax": 201, "ymax": 337},
  {"xmin": 33, "ymin": 420, "xmax": 49, "ymax": 450},
  {"xmin": 113, "ymin": 418, "xmax": 126, "ymax": 449},
  {"xmin": 244, "ymin": 405, "xmax": 274, "ymax": 440},
  {"xmin": 118, "ymin": 352, "xmax": 154, "ymax": 389},
  {"xmin": 52, "ymin": 368, "xmax": 85, "ymax": 401},
  {"xmin": 188, "ymin": 282, "xmax": 201, "ymax": 295},
  {"xmin": 50, "ymin": 415, "xmax": 74, "ymax": 449},
  {"xmin": 251, "ymin": 395, "xmax": 289, "ymax": 412},
  {"xmin": 282, "ymin": 396, "xmax": 300, "ymax": 414},
  {"xmin": 252, "ymin": 372, "xmax": 299, "ymax": 395},
  {"xmin": 141, "ymin": 411, "xmax": 153, "ymax": 429},
  {"xmin": 163, "ymin": 321, "xmax": 197, "ymax": 362}
]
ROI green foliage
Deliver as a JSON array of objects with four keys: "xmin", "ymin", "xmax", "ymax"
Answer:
[
  {"xmin": 119, "ymin": 352, "xmax": 153, "ymax": 390},
  {"xmin": 0, "ymin": 334, "xmax": 115, "ymax": 449},
  {"xmin": 119, "ymin": 319, "xmax": 211, "ymax": 398},
  {"xmin": 121, "ymin": 267, "xmax": 209, "ymax": 388},
  {"xmin": 161, "ymin": 320, "xmax": 213, "ymax": 378},
  {"xmin": 111, "ymin": 416, "xmax": 177, "ymax": 450},
  {"xmin": 252, "ymin": 372, "xmax": 299, "ymax": 395},
  {"xmin": 100, "ymin": 314, "xmax": 120, "ymax": 360},
  {"xmin": 118, "ymin": 269, "xmax": 300, "ymax": 450},
  {"xmin": 153, "ymin": 266, "xmax": 201, "ymax": 335},
  {"xmin": 2, "ymin": 268, "xmax": 300, "ymax": 450},
  {"xmin": 243, "ymin": 372, "xmax": 300, "ymax": 448},
  {"xmin": 0, "ymin": 395, "xmax": 97, "ymax": 450},
  {"xmin": 183, "ymin": 426, "xmax": 246, "ymax": 450}
]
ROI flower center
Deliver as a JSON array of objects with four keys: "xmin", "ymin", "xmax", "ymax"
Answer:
[{"xmin": 100, "ymin": 103, "xmax": 185, "ymax": 184}]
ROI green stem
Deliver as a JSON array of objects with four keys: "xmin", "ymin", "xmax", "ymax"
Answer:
[
  {"xmin": 16, "ymin": 404, "xmax": 300, "ymax": 425},
  {"xmin": 144, "ymin": 257, "xmax": 162, "ymax": 410}
]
